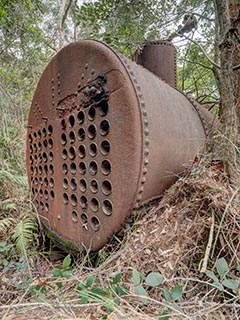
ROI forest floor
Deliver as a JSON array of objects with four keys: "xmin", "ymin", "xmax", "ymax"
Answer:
[{"xmin": 0, "ymin": 159, "xmax": 239, "ymax": 320}]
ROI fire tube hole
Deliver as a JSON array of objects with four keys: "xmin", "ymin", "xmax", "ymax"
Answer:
[
  {"xmin": 88, "ymin": 124, "xmax": 97, "ymax": 139},
  {"xmin": 61, "ymin": 133, "xmax": 67, "ymax": 145},
  {"xmin": 90, "ymin": 198, "xmax": 99, "ymax": 212},
  {"xmin": 49, "ymin": 151, "xmax": 54, "ymax": 161},
  {"xmin": 72, "ymin": 210, "xmax": 78, "ymax": 223},
  {"xmin": 34, "ymin": 132, "xmax": 37, "ymax": 138},
  {"xmin": 63, "ymin": 178, "xmax": 69, "ymax": 189},
  {"xmin": 39, "ymin": 189, "xmax": 43, "ymax": 197},
  {"xmin": 62, "ymin": 149, "xmax": 68, "ymax": 160},
  {"xmin": 35, "ymin": 200, "xmax": 39, "ymax": 208},
  {"xmin": 89, "ymin": 143, "xmax": 97, "ymax": 157},
  {"xmin": 101, "ymin": 160, "xmax": 111, "ymax": 175},
  {"xmin": 68, "ymin": 115, "xmax": 75, "ymax": 127},
  {"xmin": 48, "ymin": 125, "xmax": 53, "ymax": 135},
  {"xmin": 30, "ymin": 155, "xmax": 33, "ymax": 164},
  {"xmin": 32, "ymin": 188, "xmax": 35, "ymax": 195},
  {"xmin": 39, "ymin": 165, "xmax": 43, "ymax": 174},
  {"xmin": 71, "ymin": 178, "xmax": 77, "ymax": 191},
  {"xmin": 61, "ymin": 119, "xmax": 66, "ymax": 129},
  {"xmin": 50, "ymin": 190, "xmax": 55, "ymax": 199},
  {"xmin": 42, "ymin": 152, "xmax": 48, "ymax": 162},
  {"xmin": 78, "ymin": 128, "xmax": 85, "ymax": 141},
  {"xmin": 78, "ymin": 145, "xmax": 86, "ymax": 158},
  {"xmin": 103, "ymin": 200, "xmax": 113, "ymax": 216},
  {"xmin": 100, "ymin": 120, "xmax": 110, "ymax": 136},
  {"xmin": 102, "ymin": 180, "xmax": 112, "ymax": 195},
  {"xmin": 90, "ymin": 179, "xmax": 98, "ymax": 193},
  {"xmin": 88, "ymin": 107, "xmax": 96, "ymax": 120},
  {"xmin": 49, "ymin": 177, "xmax": 54, "ymax": 187},
  {"xmin": 63, "ymin": 193, "xmax": 69, "ymax": 205},
  {"xmin": 38, "ymin": 142, "xmax": 42, "ymax": 151},
  {"xmin": 30, "ymin": 166, "xmax": 33, "ymax": 173},
  {"xmin": 43, "ymin": 139, "xmax": 48, "ymax": 148},
  {"xmin": 89, "ymin": 161, "xmax": 98, "ymax": 176},
  {"xmin": 79, "ymin": 162, "xmax": 86, "ymax": 175},
  {"xmin": 62, "ymin": 163, "xmax": 68, "ymax": 174},
  {"xmin": 40, "ymin": 201, "xmax": 44, "ymax": 210},
  {"xmin": 34, "ymin": 177, "xmax": 38, "ymax": 185},
  {"xmin": 29, "ymin": 134, "xmax": 33, "ymax": 142},
  {"xmin": 70, "ymin": 162, "xmax": 77, "ymax": 175},
  {"xmin": 99, "ymin": 101, "xmax": 109, "ymax": 116},
  {"xmin": 71, "ymin": 194, "xmax": 77, "ymax": 207},
  {"xmin": 44, "ymin": 190, "xmax": 49, "ymax": 200},
  {"xmin": 34, "ymin": 154, "xmax": 38, "ymax": 161},
  {"xmin": 38, "ymin": 154, "xmax": 42, "ymax": 163},
  {"xmin": 48, "ymin": 138, "xmax": 53, "ymax": 148},
  {"xmin": 30, "ymin": 145, "xmax": 33, "ymax": 154},
  {"xmin": 38, "ymin": 130, "xmax": 41, "ymax": 139},
  {"xmin": 91, "ymin": 216, "xmax": 100, "ymax": 231},
  {"xmin": 79, "ymin": 179, "xmax": 87, "ymax": 192},
  {"xmin": 77, "ymin": 111, "xmax": 84, "ymax": 124},
  {"xmin": 44, "ymin": 165, "xmax": 48, "ymax": 174},
  {"xmin": 42, "ymin": 128, "xmax": 47, "ymax": 137},
  {"xmin": 44, "ymin": 177, "xmax": 48, "ymax": 187},
  {"xmin": 81, "ymin": 213, "xmax": 88, "ymax": 224},
  {"xmin": 33, "ymin": 143, "xmax": 37, "ymax": 152},
  {"xmin": 49, "ymin": 164, "xmax": 54, "ymax": 174},
  {"xmin": 80, "ymin": 196, "xmax": 88, "ymax": 209},
  {"xmin": 45, "ymin": 203, "xmax": 49, "ymax": 212},
  {"xmin": 39, "ymin": 177, "xmax": 43, "ymax": 185},
  {"xmin": 69, "ymin": 146, "xmax": 76, "ymax": 160},
  {"xmin": 69, "ymin": 131, "xmax": 75, "ymax": 144}
]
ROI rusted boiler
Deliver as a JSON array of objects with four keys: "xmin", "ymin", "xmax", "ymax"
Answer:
[{"xmin": 26, "ymin": 40, "xmax": 213, "ymax": 251}]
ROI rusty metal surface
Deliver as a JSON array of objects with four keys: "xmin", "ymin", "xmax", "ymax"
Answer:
[
  {"xmin": 133, "ymin": 41, "xmax": 177, "ymax": 87},
  {"xmin": 26, "ymin": 40, "xmax": 209, "ymax": 251}
]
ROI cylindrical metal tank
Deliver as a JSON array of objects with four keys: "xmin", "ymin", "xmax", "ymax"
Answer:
[{"xmin": 26, "ymin": 40, "xmax": 209, "ymax": 251}]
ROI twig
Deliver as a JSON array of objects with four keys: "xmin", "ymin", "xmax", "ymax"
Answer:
[{"xmin": 200, "ymin": 209, "xmax": 215, "ymax": 273}]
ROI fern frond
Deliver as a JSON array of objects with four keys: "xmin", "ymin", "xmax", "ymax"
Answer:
[
  {"xmin": 0, "ymin": 217, "xmax": 15, "ymax": 235},
  {"xmin": 0, "ymin": 170, "xmax": 27, "ymax": 186}
]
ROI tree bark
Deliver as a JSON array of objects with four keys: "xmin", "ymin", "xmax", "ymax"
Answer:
[
  {"xmin": 215, "ymin": 0, "xmax": 240, "ymax": 186},
  {"xmin": 59, "ymin": 0, "xmax": 73, "ymax": 49}
]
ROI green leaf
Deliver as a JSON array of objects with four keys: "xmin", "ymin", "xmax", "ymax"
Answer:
[
  {"xmin": 90, "ymin": 287, "xmax": 107, "ymax": 298},
  {"xmin": 163, "ymin": 286, "xmax": 172, "ymax": 301},
  {"xmin": 85, "ymin": 274, "xmax": 95, "ymax": 288},
  {"xmin": 171, "ymin": 285, "xmax": 183, "ymax": 301},
  {"xmin": 205, "ymin": 270, "xmax": 219, "ymax": 282},
  {"xmin": 222, "ymin": 279, "xmax": 239, "ymax": 290},
  {"xmin": 62, "ymin": 254, "xmax": 71, "ymax": 270},
  {"xmin": 131, "ymin": 268, "xmax": 141, "ymax": 286},
  {"xmin": 62, "ymin": 270, "xmax": 72, "ymax": 278},
  {"xmin": 112, "ymin": 273, "xmax": 122, "ymax": 284},
  {"xmin": 134, "ymin": 285, "xmax": 148, "ymax": 305},
  {"xmin": 158, "ymin": 310, "xmax": 170, "ymax": 320},
  {"xmin": 53, "ymin": 268, "xmax": 62, "ymax": 278},
  {"xmin": 236, "ymin": 265, "xmax": 240, "ymax": 272},
  {"xmin": 216, "ymin": 257, "xmax": 229, "ymax": 277},
  {"xmin": 212, "ymin": 281, "xmax": 224, "ymax": 291},
  {"xmin": 145, "ymin": 272, "xmax": 164, "ymax": 287},
  {"xmin": 79, "ymin": 288, "xmax": 89, "ymax": 303}
]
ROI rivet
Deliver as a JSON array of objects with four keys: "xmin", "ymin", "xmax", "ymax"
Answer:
[
  {"xmin": 91, "ymin": 69, "xmax": 95, "ymax": 75},
  {"xmin": 139, "ymin": 186, "xmax": 144, "ymax": 193},
  {"xmin": 57, "ymin": 214, "xmax": 61, "ymax": 220},
  {"xmin": 144, "ymin": 119, "xmax": 148, "ymax": 126},
  {"xmin": 137, "ymin": 194, "xmax": 142, "ymax": 201},
  {"xmin": 81, "ymin": 74, "xmax": 84, "ymax": 79},
  {"xmin": 51, "ymin": 78, "xmax": 54, "ymax": 83},
  {"xmin": 143, "ymin": 167, "xmax": 148, "ymax": 174},
  {"xmin": 144, "ymin": 148, "xmax": 149, "ymax": 156},
  {"xmin": 136, "ymin": 85, "xmax": 141, "ymax": 91},
  {"xmin": 144, "ymin": 159, "xmax": 149, "ymax": 165},
  {"xmin": 129, "ymin": 70, "xmax": 134, "ymax": 76},
  {"xmin": 141, "ymin": 102, "xmax": 146, "ymax": 109},
  {"xmin": 145, "ymin": 139, "xmax": 150, "ymax": 146},
  {"xmin": 85, "ymin": 63, "xmax": 88, "ymax": 69},
  {"xmin": 141, "ymin": 177, "xmax": 146, "ymax": 184},
  {"xmin": 144, "ymin": 128, "xmax": 149, "ymax": 136},
  {"xmin": 57, "ymin": 73, "xmax": 60, "ymax": 79},
  {"xmin": 78, "ymin": 82, "xmax": 81, "ymax": 88}
]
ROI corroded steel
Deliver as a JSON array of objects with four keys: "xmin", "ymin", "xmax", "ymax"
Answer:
[
  {"xmin": 133, "ymin": 41, "xmax": 177, "ymax": 87},
  {"xmin": 26, "ymin": 40, "xmax": 212, "ymax": 252}
]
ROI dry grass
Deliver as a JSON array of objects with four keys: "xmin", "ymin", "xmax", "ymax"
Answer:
[{"xmin": 0, "ymin": 159, "xmax": 239, "ymax": 320}]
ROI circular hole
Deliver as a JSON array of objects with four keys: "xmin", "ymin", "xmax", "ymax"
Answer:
[
  {"xmin": 42, "ymin": 152, "xmax": 48, "ymax": 162},
  {"xmin": 63, "ymin": 178, "xmax": 69, "ymax": 189},
  {"xmin": 30, "ymin": 155, "xmax": 33, "ymax": 164},
  {"xmin": 28, "ymin": 134, "xmax": 33, "ymax": 142},
  {"xmin": 34, "ymin": 177, "xmax": 38, "ymax": 185},
  {"xmin": 71, "ymin": 178, "xmax": 77, "ymax": 191},
  {"xmin": 101, "ymin": 160, "xmax": 111, "ymax": 175},
  {"xmin": 38, "ymin": 130, "xmax": 42, "ymax": 139},
  {"xmin": 62, "ymin": 149, "xmax": 68, "ymax": 160},
  {"xmin": 34, "ymin": 154, "xmax": 38, "ymax": 161},
  {"xmin": 91, "ymin": 216, "xmax": 100, "ymax": 231},
  {"xmin": 50, "ymin": 190, "xmax": 55, "ymax": 199},
  {"xmin": 38, "ymin": 142, "xmax": 42, "ymax": 151},
  {"xmin": 49, "ymin": 177, "xmax": 54, "ymax": 187},
  {"xmin": 45, "ymin": 190, "xmax": 49, "ymax": 200},
  {"xmin": 89, "ymin": 143, "xmax": 97, "ymax": 157},
  {"xmin": 70, "ymin": 162, "xmax": 77, "ymax": 174},
  {"xmin": 49, "ymin": 151, "xmax": 54, "ymax": 161},
  {"xmin": 48, "ymin": 138, "xmax": 53, "ymax": 148},
  {"xmin": 62, "ymin": 163, "xmax": 68, "ymax": 174},
  {"xmin": 61, "ymin": 119, "xmax": 66, "ymax": 129},
  {"xmin": 89, "ymin": 161, "xmax": 98, "ymax": 175},
  {"xmin": 79, "ymin": 179, "xmax": 87, "ymax": 192},
  {"xmin": 78, "ymin": 145, "xmax": 86, "ymax": 158},
  {"xmin": 63, "ymin": 193, "xmax": 69, "ymax": 205},
  {"xmin": 72, "ymin": 210, "xmax": 78, "ymax": 223},
  {"xmin": 79, "ymin": 162, "xmax": 86, "ymax": 175},
  {"xmin": 90, "ymin": 179, "xmax": 98, "ymax": 193},
  {"xmin": 102, "ymin": 180, "xmax": 112, "ymax": 195},
  {"xmin": 48, "ymin": 125, "xmax": 53, "ymax": 135},
  {"xmin": 35, "ymin": 200, "xmax": 39, "ymax": 208},
  {"xmin": 45, "ymin": 203, "xmax": 49, "ymax": 212},
  {"xmin": 99, "ymin": 101, "xmax": 109, "ymax": 116},
  {"xmin": 38, "ymin": 154, "xmax": 42, "ymax": 163},
  {"xmin": 61, "ymin": 133, "xmax": 67, "ymax": 145},
  {"xmin": 49, "ymin": 164, "xmax": 54, "ymax": 174},
  {"xmin": 39, "ymin": 177, "xmax": 43, "ymax": 185},
  {"xmin": 71, "ymin": 194, "xmax": 77, "ymax": 207},
  {"xmin": 39, "ymin": 165, "xmax": 43, "ymax": 174},
  {"xmin": 77, "ymin": 111, "xmax": 84, "ymax": 124},
  {"xmin": 100, "ymin": 120, "xmax": 110, "ymax": 136},
  {"xmin": 33, "ymin": 132, "xmax": 37, "ymax": 138},
  {"xmin": 30, "ymin": 144, "xmax": 33, "ymax": 154},
  {"xmin": 69, "ymin": 131, "xmax": 75, "ymax": 144},
  {"xmin": 88, "ymin": 124, "xmax": 97, "ymax": 139},
  {"xmin": 40, "ymin": 201, "xmax": 44, "ymax": 210},
  {"xmin": 103, "ymin": 200, "xmax": 113, "ymax": 216},
  {"xmin": 80, "ymin": 196, "xmax": 88, "ymax": 209},
  {"xmin": 44, "ymin": 165, "xmax": 48, "ymax": 174},
  {"xmin": 32, "ymin": 187, "xmax": 35, "ymax": 195},
  {"xmin": 33, "ymin": 143, "xmax": 37, "ymax": 152},
  {"xmin": 90, "ymin": 198, "xmax": 99, "ymax": 212},
  {"xmin": 42, "ymin": 128, "xmax": 47, "ymax": 137},
  {"xmin": 39, "ymin": 189, "xmax": 43, "ymax": 197},
  {"xmin": 68, "ymin": 115, "xmax": 75, "ymax": 127},
  {"xmin": 43, "ymin": 139, "xmax": 48, "ymax": 148},
  {"xmin": 69, "ymin": 146, "xmax": 76, "ymax": 160},
  {"xmin": 78, "ymin": 128, "xmax": 85, "ymax": 141},
  {"xmin": 81, "ymin": 213, "xmax": 88, "ymax": 224},
  {"xmin": 44, "ymin": 177, "xmax": 48, "ymax": 187},
  {"xmin": 88, "ymin": 106, "xmax": 96, "ymax": 120}
]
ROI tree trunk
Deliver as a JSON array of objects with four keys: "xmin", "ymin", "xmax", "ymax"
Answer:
[{"xmin": 215, "ymin": 0, "xmax": 240, "ymax": 186}]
